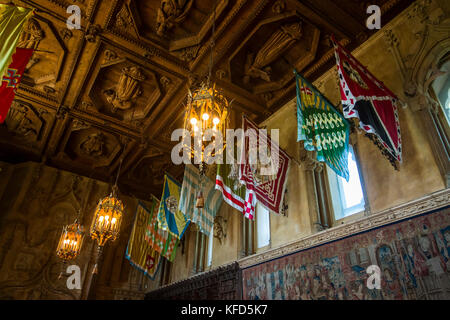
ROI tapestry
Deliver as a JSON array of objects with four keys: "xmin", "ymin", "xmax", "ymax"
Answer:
[
  {"xmin": 239, "ymin": 116, "xmax": 290, "ymax": 216},
  {"xmin": 157, "ymin": 174, "xmax": 190, "ymax": 240},
  {"xmin": 242, "ymin": 207, "xmax": 450, "ymax": 300},
  {"xmin": 126, "ymin": 201, "xmax": 161, "ymax": 279},
  {"xmin": 179, "ymin": 164, "xmax": 223, "ymax": 237},
  {"xmin": 0, "ymin": 47, "xmax": 34, "ymax": 123},
  {"xmin": 143, "ymin": 198, "xmax": 179, "ymax": 262},
  {"xmin": 0, "ymin": 4, "xmax": 33, "ymax": 78},
  {"xmin": 332, "ymin": 37, "xmax": 402, "ymax": 165},
  {"xmin": 295, "ymin": 70, "xmax": 350, "ymax": 181}
]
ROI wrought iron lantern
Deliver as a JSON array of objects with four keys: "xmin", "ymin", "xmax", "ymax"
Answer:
[
  {"xmin": 56, "ymin": 218, "xmax": 84, "ymax": 262},
  {"xmin": 183, "ymin": 82, "xmax": 230, "ymax": 165},
  {"xmin": 56, "ymin": 217, "xmax": 84, "ymax": 279},
  {"xmin": 90, "ymin": 186, "xmax": 124, "ymax": 247},
  {"xmin": 89, "ymin": 184, "xmax": 124, "ymax": 274}
]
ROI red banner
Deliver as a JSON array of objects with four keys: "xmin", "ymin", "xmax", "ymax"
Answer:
[
  {"xmin": 0, "ymin": 48, "xmax": 34, "ymax": 123},
  {"xmin": 239, "ymin": 116, "xmax": 290, "ymax": 216},
  {"xmin": 332, "ymin": 37, "xmax": 402, "ymax": 163}
]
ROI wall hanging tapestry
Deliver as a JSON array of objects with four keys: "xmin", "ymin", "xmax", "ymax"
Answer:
[
  {"xmin": 239, "ymin": 116, "xmax": 290, "ymax": 217},
  {"xmin": 295, "ymin": 70, "xmax": 350, "ymax": 181},
  {"xmin": 242, "ymin": 207, "xmax": 450, "ymax": 300},
  {"xmin": 143, "ymin": 198, "xmax": 179, "ymax": 262},
  {"xmin": 157, "ymin": 174, "xmax": 190, "ymax": 240},
  {"xmin": 332, "ymin": 37, "xmax": 402, "ymax": 166},
  {"xmin": 126, "ymin": 202, "xmax": 161, "ymax": 279},
  {"xmin": 179, "ymin": 164, "xmax": 223, "ymax": 237}
]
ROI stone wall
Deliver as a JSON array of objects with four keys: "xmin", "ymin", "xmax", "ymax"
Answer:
[{"xmin": 0, "ymin": 161, "xmax": 157, "ymax": 300}]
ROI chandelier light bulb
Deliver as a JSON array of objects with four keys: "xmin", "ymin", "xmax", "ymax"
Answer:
[
  {"xmin": 190, "ymin": 118, "xmax": 197, "ymax": 126},
  {"xmin": 202, "ymin": 113, "xmax": 210, "ymax": 121},
  {"xmin": 213, "ymin": 117, "xmax": 220, "ymax": 125}
]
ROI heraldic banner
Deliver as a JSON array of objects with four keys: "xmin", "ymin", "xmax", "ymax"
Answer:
[
  {"xmin": 0, "ymin": 48, "xmax": 34, "ymax": 123},
  {"xmin": 295, "ymin": 70, "xmax": 350, "ymax": 181},
  {"xmin": 179, "ymin": 164, "xmax": 223, "ymax": 237},
  {"xmin": 239, "ymin": 116, "xmax": 290, "ymax": 216},
  {"xmin": 144, "ymin": 197, "xmax": 179, "ymax": 262},
  {"xmin": 126, "ymin": 202, "xmax": 161, "ymax": 279},
  {"xmin": 0, "ymin": 4, "xmax": 34, "ymax": 78},
  {"xmin": 332, "ymin": 36, "xmax": 402, "ymax": 164},
  {"xmin": 157, "ymin": 174, "xmax": 190, "ymax": 240}
]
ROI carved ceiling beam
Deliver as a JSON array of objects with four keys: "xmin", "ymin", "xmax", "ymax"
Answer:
[
  {"xmin": 145, "ymin": 79, "xmax": 190, "ymax": 140},
  {"xmin": 299, "ymin": 0, "xmax": 367, "ymax": 37},
  {"xmin": 289, "ymin": 0, "xmax": 350, "ymax": 40},
  {"xmin": 214, "ymin": 79, "xmax": 268, "ymax": 118},
  {"xmin": 190, "ymin": 0, "xmax": 270, "ymax": 79},
  {"xmin": 100, "ymin": 33, "xmax": 190, "ymax": 76}
]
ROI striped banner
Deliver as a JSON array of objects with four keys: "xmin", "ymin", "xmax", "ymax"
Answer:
[
  {"xmin": 179, "ymin": 164, "xmax": 223, "ymax": 237},
  {"xmin": 215, "ymin": 163, "xmax": 246, "ymax": 213}
]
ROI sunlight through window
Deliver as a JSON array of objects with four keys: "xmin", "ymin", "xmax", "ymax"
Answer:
[{"xmin": 327, "ymin": 146, "xmax": 366, "ymax": 220}]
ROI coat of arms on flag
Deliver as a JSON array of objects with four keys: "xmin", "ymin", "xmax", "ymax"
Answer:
[
  {"xmin": 126, "ymin": 201, "xmax": 161, "ymax": 279},
  {"xmin": 179, "ymin": 164, "xmax": 223, "ymax": 237},
  {"xmin": 332, "ymin": 37, "xmax": 402, "ymax": 165},
  {"xmin": 239, "ymin": 116, "xmax": 290, "ymax": 216},
  {"xmin": 157, "ymin": 174, "xmax": 190, "ymax": 240},
  {"xmin": 143, "ymin": 198, "xmax": 179, "ymax": 262},
  {"xmin": 295, "ymin": 70, "xmax": 350, "ymax": 181}
]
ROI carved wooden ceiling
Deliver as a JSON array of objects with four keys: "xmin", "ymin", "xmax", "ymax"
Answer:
[{"xmin": 0, "ymin": 0, "xmax": 411, "ymax": 199}]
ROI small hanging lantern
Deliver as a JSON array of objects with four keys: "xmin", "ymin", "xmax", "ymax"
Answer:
[
  {"xmin": 56, "ymin": 219, "xmax": 84, "ymax": 262},
  {"xmin": 90, "ymin": 185, "xmax": 124, "ymax": 247},
  {"xmin": 90, "ymin": 184, "xmax": 124, "ymax": 274},
  {"xmin": 56, "ymin": 217, "xmax": 84, "ymax": 279}
]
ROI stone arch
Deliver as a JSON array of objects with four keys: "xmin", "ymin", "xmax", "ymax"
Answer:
[{"xmin": 409, "ymin": 35, "xmax": 450, "ymax": 187}]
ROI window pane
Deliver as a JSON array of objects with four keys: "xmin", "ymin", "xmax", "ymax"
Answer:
[
  {"xmin": 432, "ymin": 60, "xmax": 450, "ymax": 126},
  {"xmin": 256, "ymin": 202, "xmax": 270, "ymax": 249},
  {"xmin": 207, "ymin": 226, "xmax": 213, "ymax": 267},
  {"xmin": 338, "ymin": 148, "xmax": 365, "ymax": 217}
]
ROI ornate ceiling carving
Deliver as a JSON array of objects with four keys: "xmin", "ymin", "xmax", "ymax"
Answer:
[{"xmin": 0, "ymin": 0, "xmax": 411, "ymax": 198}]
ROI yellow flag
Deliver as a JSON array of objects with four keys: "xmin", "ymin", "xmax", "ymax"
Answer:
[
  {"xmin": 0, "ymin": 4, "xmax": 34, "ymax": 78},
  {"xmin": 126, "ymin": 202, "xmax": 161, "ymax": 279}
]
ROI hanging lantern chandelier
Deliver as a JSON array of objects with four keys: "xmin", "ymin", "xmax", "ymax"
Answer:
[
  {"xmin": 182, "ymin": 0, "xmax": 230, "ymax": 207},
  {"xmin": 183, "ymin": 82, "xmax": 230, "ymax": 166},
  {"xmin": 56, "ymin": 218, "xmax": 84, "ymax": 262},
  {"xmin": 56, "ymin": 215, "xmax": 84, "ymax": 279},
  {"xmin": 90, "ymin": 157, "xmax": 125, "ymax": 274},
  {"xmin": 90, "ymin": 185, "xmax": 124, "ymax": 247}
]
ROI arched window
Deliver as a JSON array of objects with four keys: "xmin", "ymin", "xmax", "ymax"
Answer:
[
  {"xmin": 255, "ymin": 202, "xmax": 270, "ymax": 250},
  {"xmin": 326, "ymin": 146, "xmax": 366, "ymax": 220},
  {"xmin": 431, "ymin": 59, "xmax": 450, "ymax": 126}
]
